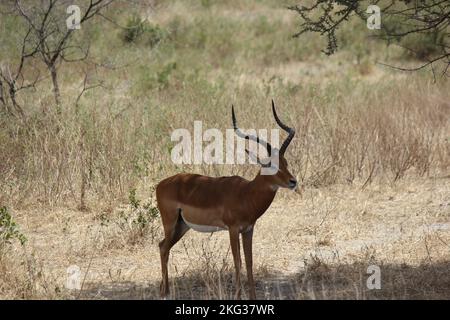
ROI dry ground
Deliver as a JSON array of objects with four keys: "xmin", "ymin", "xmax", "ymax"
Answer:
[{"xmin": 3, "ymin": 175, "xmax": 449, "ymax": 299}]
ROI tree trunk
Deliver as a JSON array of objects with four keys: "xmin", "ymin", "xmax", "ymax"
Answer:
[
  {"xmin": 50, "ymin": 65, "xmax": 61, "ymax": 112},
  {"xmin": 0, "ymin": 80, "xmax": 12, "ymax": 116},
  {"xmin": 8, "ymin": 84, "xmax": 25, "ymax": 120},
  {"xmin": 0, "ymin": 80, "xmax": 5, "ymax": 106}
]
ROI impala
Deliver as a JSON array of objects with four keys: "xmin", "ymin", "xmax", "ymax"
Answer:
[{"xmin": 156, "ymin": 100, "xmax": 296, "ymax": 299}]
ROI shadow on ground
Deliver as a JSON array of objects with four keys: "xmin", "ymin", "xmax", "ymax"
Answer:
[{"xmin": 77, "ymin": 261, "xmax": 450, "ymax": 299}]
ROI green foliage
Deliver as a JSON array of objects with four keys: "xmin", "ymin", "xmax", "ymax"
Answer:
[
  {"xmin": 128, "ymin": 188, "xmax": 140, "ymax": 209},
  {"xmin": 200, "ymin": 0, "xmax": 213, "ymax": 9},
  {"xmin": 157, "ymin": 62, "xmax": 177, "ymax": 89},
  {"xmin": 112, "ymin": 187, "xmax": 161, "ymax": 245},
  {"xmin": 121, "ymin": 14, "xmax": 166, "ymax": 48},
  {"xmin": 134, "ymin": 62, "xmax": 177, "ymax": 92},
  {"xmin": 143, "ymin": 202, "xmax": 160, "ymax": 221},
  {"xmin": 0, "ymin": 206, "xmax": 27, "ymax": 246},
  {"xmin": 122, "ymin": 14, "xmax": 145, "ymax": 43},
  {"xmin": 146, "ymin": 24, "xmax": 167, "ymax": 48}
]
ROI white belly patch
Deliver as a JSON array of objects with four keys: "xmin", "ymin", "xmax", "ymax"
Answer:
[{"xmin": 181, "ymin": 212, "xmax": 227, "ymax": 233}]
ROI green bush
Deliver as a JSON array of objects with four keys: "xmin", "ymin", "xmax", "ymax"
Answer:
[
  {"xmin": 128, "ymin": 188, "xmax": 140, "ymax": 209},
  {"xmin": 111, "ymin": 187, "xmax": 161, "ymax": 246},
  {"xmin": 145, "ymin": 24, "xmax": 167, "ymax": 48},
  {"xmin": 122, "ymin": 14, "xmax": 145, "ymax": 43},
  {"xmin": 201, "ymin": 0, "xmax": 213, "ymax": 9},
  {"xmin": 0, "ymin": 206, "xmax": 27, "ymax": 247},
  {"xmin": 157, "ymin": 62, "xmax": 177, "ymax": 89},
  {"xmin": 121, "ymin": 14, "xmax": 166, "ymax": 48}
]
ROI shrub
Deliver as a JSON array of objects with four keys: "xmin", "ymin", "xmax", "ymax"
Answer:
[
  {"xmin": 128, "ymin": 188, "xmax": 140, "ymax": 210},
  {"xmin": 122, "ymin": 14, "xmax": 145, "ymax": 43},
  {"xmin": 109, "ymin": 187, "xmax": 161, "ymax": 246},
  {"xmin": 121, "ymin": 14, "xmax": 166, "ymax": 48},
  {"xmin": 157, "ymin": 62, "xmax": 177, "ymax": 89},
  {"xmin": 145, "ymin": 24, "xmax": 166, "ymax": 48},
  {"xmin": 0, "ymin": 206, "xmax": 27, "ymax": 247}
]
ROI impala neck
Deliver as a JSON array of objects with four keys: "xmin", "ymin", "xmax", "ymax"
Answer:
[{"xmin": 247, "ymin": 171, "xmax": 278, "ymax": 220}]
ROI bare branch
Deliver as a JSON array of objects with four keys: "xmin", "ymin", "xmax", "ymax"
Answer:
[{"xmin": 290, "ymin": 0, "xmax": 450, "ymax": 75}]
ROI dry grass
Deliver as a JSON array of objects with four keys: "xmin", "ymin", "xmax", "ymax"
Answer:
[
  {"xmin": 0, "ymin": 0, "xmax": 449, "ymax": 299},
  {"xmin": 1, "ymin": 1, "xmax": 449, "ymax": 208},
  {"xmin": 1, "ymin": 74, "xmax": 448, "ymax": 208},
  {"xmin": 1, "ymin": 177, "xmax": 449, "ymax": 299}
]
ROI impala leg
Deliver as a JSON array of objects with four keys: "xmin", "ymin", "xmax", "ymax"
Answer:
[
  {"xmin": 159, "ymin": 216, "xmax": 189, "ymax": 299},
  {"xmin": 159, "ymin": 238, "xmax": 170, "ymax": 298},
  {"xmin": 229, "ymin": 228, "xmax": 242, "ymax": 299},
  {"xmin": 242, "ymin": 226, "xmax": 256, "ymax": 300}
]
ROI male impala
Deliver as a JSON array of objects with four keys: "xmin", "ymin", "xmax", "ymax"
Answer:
[{"xmin": 156, "ymin": 100, "xmax": 296, "ymax": 299}]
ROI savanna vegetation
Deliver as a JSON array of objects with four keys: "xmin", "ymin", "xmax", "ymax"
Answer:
[{"xmin": 0, "ymin": 0, "xmax": 449, "ymax": 299}]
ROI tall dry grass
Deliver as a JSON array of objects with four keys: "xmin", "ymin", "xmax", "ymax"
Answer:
[
  {"xmin": 1, "ymin": 0, "xmax": 448, "ymax": 209},
  {"xmin": 0, "ymin": 0, "xmax": 449, "ymax": 300},
  {"xmin": 1, "ymin": 75, "xmax": 448, "ymax": 209}
]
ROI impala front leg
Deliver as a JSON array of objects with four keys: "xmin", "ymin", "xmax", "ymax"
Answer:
[
  {"xmin": 229, "ymin": 227, "xmax": 242, "ymax": 299},
  {"xmin": 242, "ymin": 226, "xmax": 256, "ymax": 299}
]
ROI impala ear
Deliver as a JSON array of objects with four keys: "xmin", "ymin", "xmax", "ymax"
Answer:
[{"xmin": 245, "ymin": 149, "xmax": 271, "ymax": 167}]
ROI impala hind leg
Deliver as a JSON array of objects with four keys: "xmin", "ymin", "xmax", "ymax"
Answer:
[
  {"xmin": 159, "ymin": 210, "xmax": 189, "ymax": 298},
  {"xmin": 229, "ymin": 228, "xmax": 242, "ymax": 299},
  {"xmin": 242, "ymin": 227, "xmax": 256, "ymax": 299}
]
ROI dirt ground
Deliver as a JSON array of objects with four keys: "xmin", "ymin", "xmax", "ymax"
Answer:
[{"xmin": 9, "ymin": 175, "xmax": 450, "ymax": 299}]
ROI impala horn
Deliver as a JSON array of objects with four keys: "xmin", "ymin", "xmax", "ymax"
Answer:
[
  {"xmin": 271, "ymin": 100, "xmax": 295, "ymax": 155},
  {"xmin": 232, "ymin": 105, "xmax": 272, "ymax": 156}
]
